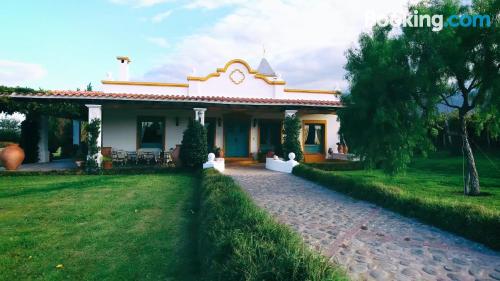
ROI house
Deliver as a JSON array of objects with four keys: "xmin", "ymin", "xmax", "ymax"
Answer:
[{"xmin": 12, "ymin": 57, "xmax": 342, "ymax": 163}]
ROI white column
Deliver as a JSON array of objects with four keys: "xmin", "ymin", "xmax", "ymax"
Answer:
[
  {"xmin": 38, "ymin": 115, "xmax": 49, "ymax": 163},
  {"xmin": 86, "ymin": 104, "xmax": 102, "ymax": 166},
  {"xmin": 72, "ymin": 120, "xmax": 80, "ymax": 145},
  {"xmin": 193, "ymin": 108, "xmax": 207, "ymax": 125},
  {"xmin": 86, "ymin": 104, "xmax": 102, "ymax": 148},
  {"xmin": 285, "ymin": 110, "xmax": 298, "ymax": 118}
]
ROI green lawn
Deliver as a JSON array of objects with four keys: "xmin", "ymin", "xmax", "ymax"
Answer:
[
  {"xmin": 339, "ymin": 152, "xmax": 500, "ymax": 212},
  {"xmin": 0, "ymin": 173, "xmax": 199, "ymax": 281}
]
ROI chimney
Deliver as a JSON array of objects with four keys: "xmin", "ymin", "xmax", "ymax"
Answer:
[{"xmin": 116, "ymin": 56, "xmax": 131, "ymax": 81}]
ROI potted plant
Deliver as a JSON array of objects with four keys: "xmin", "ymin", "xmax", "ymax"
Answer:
[
  {"xmin": 213, "ymin": 146, "xmax": 224, "ymax": 158},
  {"xmin": 102, "ymin": 156, "xmax": 113, "ymax": 170}
]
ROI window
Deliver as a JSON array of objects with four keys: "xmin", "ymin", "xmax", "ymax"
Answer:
[
  {"xmin": 137, "ymin": 117, "xmax": 164, "ymax": 149},
  {"xmin": 303, "ymin": 122, "xmax": 325, "ymax": 154},
  {"xmin": 259, "ymin": 120, "xmax": 281, "ymax": 153}
]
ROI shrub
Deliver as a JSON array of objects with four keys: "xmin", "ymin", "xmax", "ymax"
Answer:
[
  {"xmin": 199, "ymin": 169, "xmax": 347, "ymax": 281},
  {"xmin": 292, "ymin": 165, "xmax": 500, "ymax": 250},
  {"xmin": 19, "ymin": 113, "xmax": 40, "ymax": 163},
  {"xmin": 180, "ymin": 120, "xmax": 208, "ymax": 169},
  {"xmin": 307, "ymin": 161, "xmax": 363, "ymax": 171},
  {"xmin": 84, "ymin": 118, "xmax": 100, "ymax": 174},
  {"xmin": 282, "ymin": 115, "xmax": 303, "ymax": 161},
  {"xmin": 0, "ymin": 118, "xmax": 21, "ymax": 143}
]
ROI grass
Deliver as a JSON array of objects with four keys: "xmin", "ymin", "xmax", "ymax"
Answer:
[
  {"xmin": 334, "ymin": 152, "xmax": 500, "ymax": 211},
  {"xmin": 294, "ymin": 152, "xmax": 500, "ymax": 250},
  {"xmin": 199, "ymin": 169, "xmax": 347, "ymax": 281},
  {"xmin": 0, "ymin": 173, "xmax": 199, "ymax": 280}
]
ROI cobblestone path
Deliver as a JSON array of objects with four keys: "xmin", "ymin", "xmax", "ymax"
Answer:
[{"xmin": 225, "ymin": 166, "xmax": 500, "ymax": 281}]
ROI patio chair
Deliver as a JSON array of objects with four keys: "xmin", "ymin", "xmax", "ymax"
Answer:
[
  {"xmin": 126, "ymin": 151, "xmax": 138, "ymax": 165},
  {"xmin": 139, "ymin": 151, "xmax": 156, "ymax": 165},
  {"xmin": 160, "ymin": 151, "xmax": 174, "ymax": 167}
]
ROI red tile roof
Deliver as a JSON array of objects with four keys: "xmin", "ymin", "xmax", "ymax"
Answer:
[{"xmin": 11, "ymin": 90, "xmax": 342, "ymax": 107}]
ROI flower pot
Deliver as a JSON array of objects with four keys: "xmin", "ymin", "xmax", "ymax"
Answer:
[
  {"xmin": 172, "ymin": 145, "xmax": 182, "ymax": 166},
  {"xmin": 101, "ymin": 147, "xmax": 112, "ymax": 157},
  {"xmin": 218, "ymin": 149, "xmax": 224, "ymax": 158},
  {"xmin": 102, "ymin": 161, "xmax": 113, "ymax": 170},
  {"xmin": 0, "ymin": 143, "xmax": 25, "ymax": 171}
]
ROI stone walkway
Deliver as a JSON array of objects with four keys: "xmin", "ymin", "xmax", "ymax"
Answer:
[{"xmin": 225, "ymin": 166, "xmax": 500, "ymax": 281}]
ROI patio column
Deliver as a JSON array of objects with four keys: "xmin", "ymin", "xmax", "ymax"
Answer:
[
  {"xmin": 284, "ymin": 110, "xmax": 298, "ymax": 118},
  {"xmin": 37, "ymin": 115, "xmax": 49, "ymax": 163},
  {"xmin": 193, "ymin": 108, "xmax": 207, "ymax": 125},
  {"xmin": 86, "ymin": 104, "xmax": 102, "ymax": 148}
]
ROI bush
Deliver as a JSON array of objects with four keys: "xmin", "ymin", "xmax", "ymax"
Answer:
[
  {"xmin": 0, "ymin": 118, "xmax": 21, "ymax": 143},
  {"xmin": 282, "ymin": 115, "xmax": 303, "ymax": 161},
  {"xmin": 292, "ymin": 165, "xmax": 500, "ymax": 250},
  {"xmin": 84, "ymin": 118, "xmax": 100, "ymax": 174},
  {"xmin": 307, "ymin": 161, "xmax": 363, "ymax": 171},
  {"xmin": 19, "ymin": 113, "xmax": 40, "ymax": 163},
  {"xmin": 180, "ymin": 120, "xmax": 208, "ymax": 169},
  {"xmin": 199, "ymin": 169, "xmax": 346, "ymax": 281}
]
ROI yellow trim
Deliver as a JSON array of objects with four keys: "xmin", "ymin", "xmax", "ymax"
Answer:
[
  {"xmin": 101, "ymin": 80, "xmax": 189, "ymax": 87},
  {"xmin": 187, "ymin": 58, "xmax": 286, "ymax": 85},
  {"xmin": 284, "ymin": 88, "xmax": 340, "ymax": 95}
]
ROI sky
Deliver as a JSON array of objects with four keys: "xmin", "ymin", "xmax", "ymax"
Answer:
[{"xmin": 0, "ymin": 0, "xmax": 411, "ymax": 92}]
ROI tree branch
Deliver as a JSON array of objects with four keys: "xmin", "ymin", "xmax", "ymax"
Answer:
[{"xmin": 439, "ymin": 93, "xmax": 461, "ymax": 109}]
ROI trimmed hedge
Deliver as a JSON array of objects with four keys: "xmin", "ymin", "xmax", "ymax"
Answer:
[
  {"xmin": 293, "ymin": 165, "xmax": 500, "ymax": 250},
  {"xmin": 199, "ymin": 169, "xmax": 347, "ymax": 281},
  {"xmin": 306, "ymin": 161, "xmax": 363, "ymax": 171}
]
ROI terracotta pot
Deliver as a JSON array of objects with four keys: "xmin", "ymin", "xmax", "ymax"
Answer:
[
  {"xmin": 101, "ymin": 147, "xmax": 112, "ymax": 157},
  {"xmin": 0, "ymin": 144, "xmax": 25, "ymax": 171},
  {"xmin": 337, "ymin": 144, "xmax": 343, "ymax": 154},
  {"xmin": 266, "ymin": 151, "xmax": 275, "ymax": 158},
  {"xmin": 342, "ymin": 144, "xmax": 348, "ymax": 154},
  {"xmin": 103, "ymin": 161, "xmax": 113, "ymax": 170},
  {"xmin": 172, "ymin": 145, "xmax": 182, "ymax": 166},
  {"xmin": 219, "ymin": 149, "xmax": 224, "ymax": 158}
]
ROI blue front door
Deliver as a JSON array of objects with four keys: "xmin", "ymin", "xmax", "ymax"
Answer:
[{"xmin": 225, "ymin": 119, "xmax": 249, "ymax": 157}]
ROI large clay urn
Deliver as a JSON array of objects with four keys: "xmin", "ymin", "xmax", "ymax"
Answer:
[
  {"xmin": 171, "ymin": 145, "xmax": 182, "ymax": 167},
  {"xmin": 0, "ymin": 144, "xmax": 25, "ymax": 171}
]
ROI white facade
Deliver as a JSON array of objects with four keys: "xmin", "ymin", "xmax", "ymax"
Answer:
[{"xmin": 95, "ymin": 58, "xmax": 342, "ymax": 161}]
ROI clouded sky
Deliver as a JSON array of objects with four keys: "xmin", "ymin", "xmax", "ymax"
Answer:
[{"xmin": 0, "ymin": 0, "xmax": 410, "ymax": 91}]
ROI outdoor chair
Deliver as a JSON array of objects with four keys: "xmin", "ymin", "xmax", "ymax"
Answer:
[
  {"xmin": 126, "ymin": 151, "xmax": 138, "ymax": 165},
  {"xmin": 160, "ymin": 151, "xmax": 174, "ymax": 167}
]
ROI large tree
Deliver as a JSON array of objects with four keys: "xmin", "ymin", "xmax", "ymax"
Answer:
[{"xmin": 339, "ymin": 0, "xmax": 499, "ymax": 195}]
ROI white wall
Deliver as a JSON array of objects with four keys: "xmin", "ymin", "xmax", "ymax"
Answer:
[
  {"xmin": 102, "ymin": 107, "xmax": 192, "ymax": 151},
  {"xmin": 298, "ymin": 113, "xmax": 340, "ymax": 158},
  {"xmin": 102, "ymin": 84, "xmax": 188, "ymax": 96}
]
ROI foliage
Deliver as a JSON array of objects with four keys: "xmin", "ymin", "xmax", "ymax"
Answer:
[
  {"xmin": 292, "ymin": 161, "xmax": 500, "ymax": 250},
  {"xmin": 86, "ymin": 82, "xmax": 93, "ymax": 91},
  {"xmin": 339, "ymin": 26, "xmax": 435, "ymax": 174},
  {"xmin": 199, "ymin": 169, "xmax": 347, "ymax": 281},
  {"xmin": 340, "ymin": 0, "xmax": 499, "ymax": 194},
  {"xmin": 0, "ymin": 173, "xmax": 199, "ymax": 280},
  {"xmin": 19, "ymin": 113, "xmax": 40, "ymax": 163},
  {"xmin": 0, "ymin": 118, "xmax": 21, "ymax": 143},
  {"xmin": 180, "ymin": 119, "xmax": 208, "ymax": 169},
  {"xmin": 0, "ymin": 85, "xmax": 86, "ymax": 119},
  {"xmin": 306, "ymin": 160, "xmax": 363, "ymax": 171},
  {"xmin": 282, "ymin": 115, "xmax": 303, "ymax": 161},
  {"xmin": 84, "ymin": 118, "xmax": 100, "ymax": 174}
]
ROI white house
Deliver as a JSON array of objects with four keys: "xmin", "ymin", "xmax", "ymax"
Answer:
[{"xmin": 13, "ymin": 57, "xmax": 342, "ymax": 163}]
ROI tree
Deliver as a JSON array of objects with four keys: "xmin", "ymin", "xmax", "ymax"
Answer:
[
  {"xmin": 340, "ymin": 0, "xmax": 499, "ymax": 195},
  {"xmin": 282, "ymin": 115, "xmax": 303, "ymax": 161},
  {"xmin": 180, "ymin": 119, "xmax": 208, "ymax": 169},
  {"xmin": 403, "ymin": 0, "xmax": 499, "ymax": 195},
  {"xmin": 339, "ymin": 26, "xmax": 435, "ymax": 173},
  {"xmin": 0, "ymin": 118, "xmax": 21, "ymax": 142}
]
